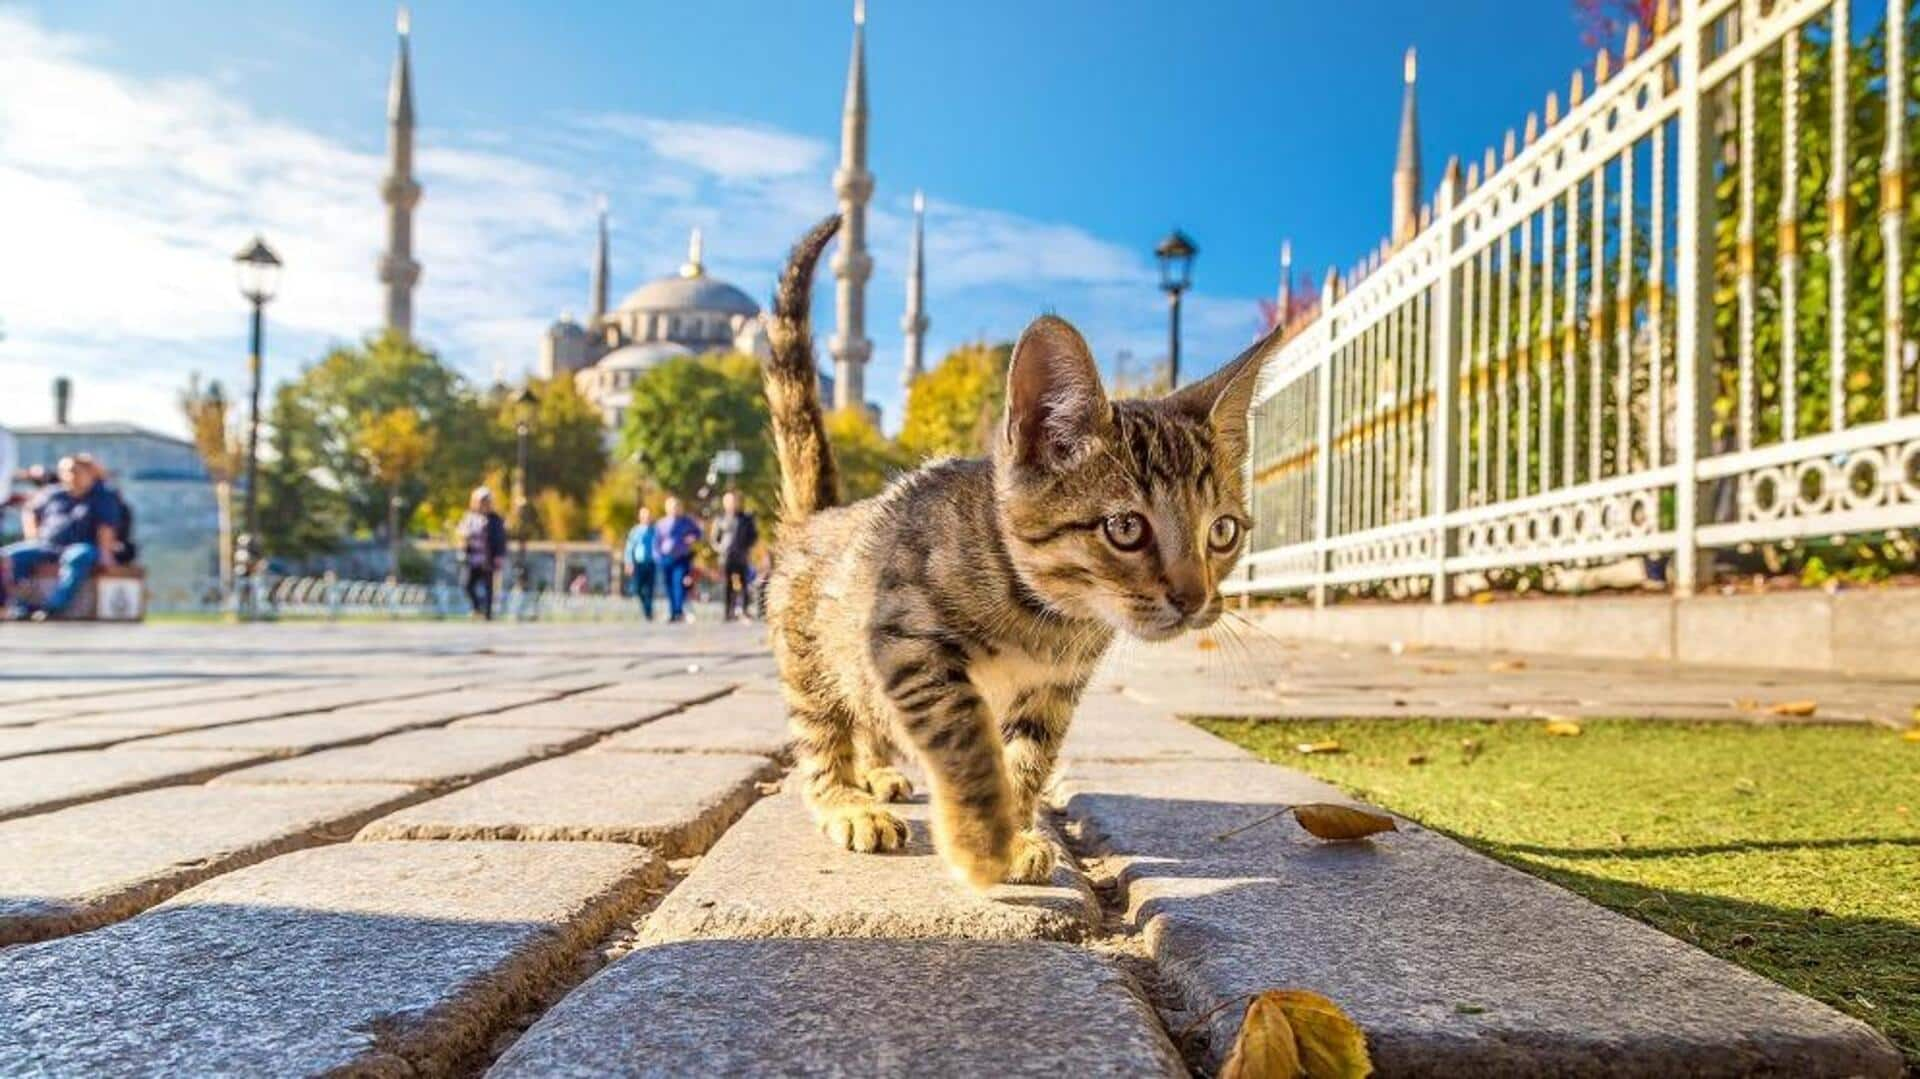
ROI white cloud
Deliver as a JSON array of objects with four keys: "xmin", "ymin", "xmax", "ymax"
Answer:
[
  {"xmin": 0, "ymin": 8, "xmax": 1261, "ymax": 439},
  {"xmin": 573, "ymin": 115, "xmax": 827, "ymax": 181}
]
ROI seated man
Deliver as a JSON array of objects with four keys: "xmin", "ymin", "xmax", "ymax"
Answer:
[{"xmin": 1, "ymin": 455, "xmax": 124, "ymax": 620}]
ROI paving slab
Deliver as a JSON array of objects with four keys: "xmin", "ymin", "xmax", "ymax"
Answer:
[
  {"xmin": 490, "ymin": 938, "xmax": 1184, "ymax": 1078},
  {"xmin": 0, "ymin": 783, "xmax": 416, "ymax": 944},
  {"xmin": 0, "ymin": 841, "xmax": 663, "ymax": 1076},
  {"xmin": 570, "ymin": 677, "xmax": 735, "ymax": 705},
  {"xmin": 115, "ymin": 710, "xmax": 446, "ymax": 755},
  {"xmin": 358, "ymin": 750, "xmax": 776, "ymax": 856},
  {"xmin": 0, "ymin": 723, "xmax": 163, "ymax": 760},
  {"xmin": 1056, "ymin": 758, "xmax": 1904, "ymax": 1078},
  {"xmin": 1062, "ymin": 694, "xmax": 1260, "ymax": 763},
  {"xmin": 0, "ymin": 748, "xmax": 260, "ymax": 821},
  {"xmin": 210, "ymin": 727, "xmax": 585, "ymax": 788},
  {"xmin": 641, "ymin": 790, "xmax": 1097, "ymax": 944},
  {"xmin": 594, "ymin": 692, "xmax": 790, "ymax": 757},
  {"xmin": 347, "ymin": 688, "xmax": 558, "ymax": 715},
  {"xmin": 46, "ymin": 694, "xmax": 337, "ymax": 731},
  {"xmin": 452, "ymin": 698, "xmax": 680, "ymax": 734}
]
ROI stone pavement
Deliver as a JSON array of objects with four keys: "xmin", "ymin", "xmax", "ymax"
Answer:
[{"xmin": 0, "ymin": 620, "xmax": 1906, "ymax": 1076}]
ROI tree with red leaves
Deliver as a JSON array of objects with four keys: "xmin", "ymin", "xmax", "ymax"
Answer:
[{"xmin": 1573, "ymin": 0, "xmax": 1658, "ymax": 51}]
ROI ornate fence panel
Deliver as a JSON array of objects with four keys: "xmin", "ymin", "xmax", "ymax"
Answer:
[{"xmin": 1235, "ymin": 0, "xmax": 1918, "ymax": 602}]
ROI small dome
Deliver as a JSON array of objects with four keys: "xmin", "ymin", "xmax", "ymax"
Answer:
[
  {"xmin": 616, "ymin": 275, "xmax": 760, "ymax": 318},
  {"xmin": 597, "ymin": 341, "xmax": 693, "ymax": 372}
]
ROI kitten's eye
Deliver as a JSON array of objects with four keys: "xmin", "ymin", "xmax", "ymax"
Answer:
[
  {"xmin": 1102, "ymin": 512, "xmax": 1151, "ymax": 552},
  {"xmin": 1207, "ymin": 515, "xmax": 1242, "ymax": 553}
]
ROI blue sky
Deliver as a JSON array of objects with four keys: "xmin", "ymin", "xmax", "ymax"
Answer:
[{"xmin": 0, "ymin": 1, "xmax": 1597, "ymax": 435}]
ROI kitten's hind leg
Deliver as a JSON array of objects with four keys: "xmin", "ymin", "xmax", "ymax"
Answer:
[
  {"xmin": 792, "ymin": 701, "xmax": 908, "ymax": 853},
  {"xmin": 854, "ymin": 728, "xmax": 914, "ymax": 803}
]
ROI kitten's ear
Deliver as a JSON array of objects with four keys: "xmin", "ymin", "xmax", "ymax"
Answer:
[
  {"xmin": 1003, "ymin": 315, "xmax": 1110, "ymax": 469},
  {"xmin": 1167, "ymin": 321, "xmax": 1283, "ymax": 461}
]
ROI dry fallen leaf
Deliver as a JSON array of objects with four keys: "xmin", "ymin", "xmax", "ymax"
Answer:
[
  {"xmin": 1221, "ymin": 990, "xmax": 1373, "ymax": 1079},
  {"xmin": 1903, "ymin": 729, "xmax": 1920, "ymax": 743},
  {"xmin": 1295, "ymin": 740, "xmax": 1343, "ymax": 755},
  {"xmin": 1459, "ymin": 737, "xmax": 1484, "ymax": 763},
  {"xmin": 1471, "ymin": 592, "xmax": 1495, "ymax": 605},
  {"xmin": 1542, "ymin": 718, "xmax": 1583, "ymax": 737},
  {"xmin": 1732, "ymin": 698, "xmax": 1762, "ymax": 712},
  {"xmin": 1406, "ymin": 753, "xmax": 1429, "ymax": 766},
  {"xmin": 1197, "ymin": 637, "xmax": 1220, "ymax": 652},
  {"xmin": 1489, "ymin": 659, "xmax": 1528, "ymax": 672},
  {"xmin": 1220, "ymin": 992, "xmax": 1304, "ymax": 1079},
  {"xmin": 1292, "ymin": 803, "xmax": 1398, "ymax": 841},
  {"xmin": 1768, "ymin": 699, "xmax": 1818, "ymax": 717}
]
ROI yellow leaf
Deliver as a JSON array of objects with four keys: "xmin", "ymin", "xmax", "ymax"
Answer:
[
  {"xmin": 1543, "ymin": 718, "xmax": 1583, "ymax": 737},
  {"xmin": 1471, "ymin": 592, "xmax": 1495, "ymax": 605},
  {"xmin": 1902, "ymin": 729, "xmax": 1920, "ymax": 743},
  {"xmin": 1768, "ymin": 699, "xmax": 1818, "ymax": 717},
  {"xmin": 1197, "ymin": 637, "xmax": 1220, "ymax": 651},
  {"xmin": 1292, "ymin": 803, "xmax": 1398, "ymax": 841},
  {"xmin": 1277, "ymin": 990, "xmax": 1373, "ymax": 1078},
  {"xmin": 1220, "ymin": 993, "xmax": 1305, "ymax": 1079},
  {"xmin": 1295, "ymin": 740, "xmax": 1344, "ymax": 755}
]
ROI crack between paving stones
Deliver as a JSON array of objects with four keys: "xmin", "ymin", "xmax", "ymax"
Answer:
[{"xmin": 1048, "ymin": 804, "xmax": 1208, "ymax": 1076}]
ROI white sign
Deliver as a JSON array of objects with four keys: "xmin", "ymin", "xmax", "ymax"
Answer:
[{"xmin": 711, "ymin": 449, "xmax": 744, "ymax": 476}]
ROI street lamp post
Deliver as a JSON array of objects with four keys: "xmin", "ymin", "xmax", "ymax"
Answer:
[
  {"xmin": 511, "ymin": 386, "xmax": 539, "ymax": 601},
  {"xmin": 232, "ymin": 237, "xmax": 282, "ymax": 618},
  {"xmin": 1155, "ymin": 229, "xmax": 1198, "ymax": 388}
]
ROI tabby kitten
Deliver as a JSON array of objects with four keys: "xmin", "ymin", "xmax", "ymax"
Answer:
[{"xmin": 762, "ymin": 215, "xmax": 1276, "ymax": 888}]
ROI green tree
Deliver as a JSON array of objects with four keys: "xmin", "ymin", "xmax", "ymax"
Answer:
[
  {"xmin": 487, "ymin": 376, "xmax": 608, "ymax": 515},
  {"xmin": 899, "ymin": 343, "xmax": 1012, "ymax": 459},
  {"xmin": 618, "ymin": 352, "xmax": 777, "ymax": 508},
  {"xmin": 278, "ymin": 331, "xmax": 488, "ymax": 538},
  {"xmin": 256, "ymin": 382, "xmax": 347, "ymax": 562},
  {"xmin": 825, "ymin": 408, "xmax": 915, "ymax": 501}
]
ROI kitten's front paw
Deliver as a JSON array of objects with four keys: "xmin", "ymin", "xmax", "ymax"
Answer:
[
  {"xmin": 822, "ymin": 806, "xmax": 909, "ymax": 853},
  {"xmin": 1004, "ymin": 830, "xmax": 1057, "ymax": 884},
  {"xmin": 860, "ymin": 767, "xmax": 914, "ymax": 803}
]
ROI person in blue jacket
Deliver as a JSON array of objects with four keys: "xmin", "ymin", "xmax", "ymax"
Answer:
[
  {"xmin": 652, "ymin": 496, "xmax": 703, "ymax": 622},
  {"xmin": 623, "ymin": 505, "xmax": 659, "ymax": 620},
  {"xmin": 2, "ymin": 455, "xmax": 124, "ymax": 620}
]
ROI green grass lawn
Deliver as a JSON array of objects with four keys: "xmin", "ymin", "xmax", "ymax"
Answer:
[{"xmin": 1196, "ymin": 715, "xmax": 1920, "ymax": 1068}]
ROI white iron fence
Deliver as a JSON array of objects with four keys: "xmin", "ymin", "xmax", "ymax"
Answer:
[{"xmin": 1235, "ymin": 0, "xmax": 1919, "ymax": 602}]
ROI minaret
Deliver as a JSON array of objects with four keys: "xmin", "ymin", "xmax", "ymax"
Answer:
[
  {"xmin": 901, "ymin": 190, "xmax": 929, "ymax": 390},
  {"xmin": 1392, "ymin": 46, "xmax": 1421, "ymax": 247},
  {"xmin": 1275, "ymin": 240, "xmax": 1293, "ymax": 327},
  {"xmin": 829, "ymin": 0, "xmax": 874, "ymax": 412},
  {"xmin": 589, "ymin": 196, "xmax": 610, "ymax": 325},
  {"xmin": 378, "ymin": 6, "xmax": 422, "ymax": 339}
]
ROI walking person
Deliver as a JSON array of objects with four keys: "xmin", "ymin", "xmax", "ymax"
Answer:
[
  {"xmin": 653, "ymin": 496, "xmax": 702, "ymax": 623},
  {"xmin": 710, "ymin": 490, "xmax": 759, "ymax": 621},
  {"xmin": 623, "ymin": 505, "xmax": 659, "ymax": 620},
  {"xmin": 456, "ymin": 486, "xmax": 507, "ymax": 620}
]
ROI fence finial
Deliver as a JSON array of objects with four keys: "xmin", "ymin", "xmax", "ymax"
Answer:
[
  {"xmin": 1483, "ymin": 146, "xmax": 1497, "ymax": 177},
  {"xmin": 1466, "ymin": 161, "xmax": 1481, "ymax": 189},
  {"xmin": 1653, "ymin": 0, "xmax": 1672, "ymax": 36},
  {"xmin": 1525, "ymin": 112, "xmax": 1539, "ymax": 145},
  {"xmin": 1595, "ymin": 48, "xmax": 1612, "ymax": 83},
  {"xmin": 1545, "ymin": 91, "xmax": 1560, "ymax": 125},
  {"xmin": 1623, "ymin": 23, "xmax": 1642, "ymax": 61},
  {"xmin": 1570, "ymin": 68, "xmax": 1586, "ymax": 107},
  {"xmin": 1503, "ymin": 129, "xmax": 1518, "ymax": 163}
]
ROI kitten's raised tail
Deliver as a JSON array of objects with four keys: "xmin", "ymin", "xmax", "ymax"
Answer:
[{"xmin": 763, "ymin": 214, "xmax": 843, "ymax": 523}]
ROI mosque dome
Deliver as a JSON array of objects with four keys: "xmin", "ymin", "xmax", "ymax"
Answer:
[
  {"xmin": 597, "ymin": 340, "xmax": 694, "ymax": 371},
  {"xmin": 613, "ymin": 227, "xmax": 760, "ymax": 318}
]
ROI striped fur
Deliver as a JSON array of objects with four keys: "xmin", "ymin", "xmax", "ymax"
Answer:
[{"xmin": 764, "ymin": 224, "xmax": 1279, "ymax": 889}]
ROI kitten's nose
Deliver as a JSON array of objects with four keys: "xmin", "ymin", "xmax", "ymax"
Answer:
[{"xmin": 1167, "ymin": 578, "xmax": 1208, "ymax": 617}]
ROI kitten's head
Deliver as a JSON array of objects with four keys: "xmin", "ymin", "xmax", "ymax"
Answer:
[{"xmin": 993, "ymin": 315, "xmax": 1276, "ymax": 641}]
